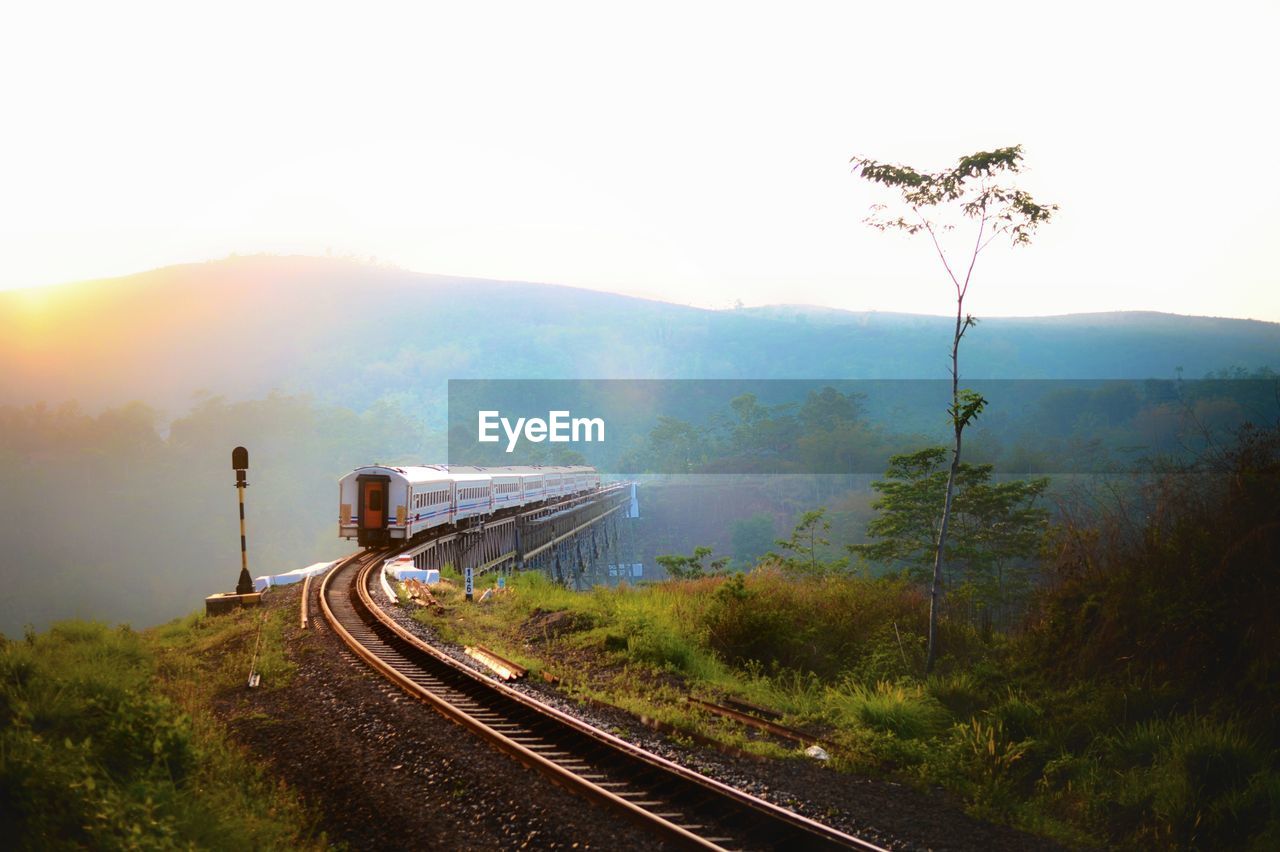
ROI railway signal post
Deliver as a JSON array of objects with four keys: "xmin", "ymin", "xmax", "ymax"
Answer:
[
  {"xmin": 205, "ymin": 445, "xmax": 263, "ymax": 615},
  {"xmin": 233, "ymin": 446, "xmax": 253, "ymax": 595}
]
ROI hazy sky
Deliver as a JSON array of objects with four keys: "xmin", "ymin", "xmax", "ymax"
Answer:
[{"xmin": 3, "ymin": 1, "xmax": 1278, "ymax": 321}]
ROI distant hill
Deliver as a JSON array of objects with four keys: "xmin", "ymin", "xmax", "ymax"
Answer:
[{"xmin": 2, "ymin": 255, "xmax": 1277, "ymax": 418}]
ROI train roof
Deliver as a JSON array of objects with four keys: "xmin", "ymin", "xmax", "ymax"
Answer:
[
  {"xmin": 441, "ymin": 464, "xmax": 594, "ymax": 474},
  {"xmin": 344, "ymin": 465, "xmax": 456, "ymax": 485},
  {"xmin": 342, "ymin": 464, "xmax": 596, "ymax": 485}
]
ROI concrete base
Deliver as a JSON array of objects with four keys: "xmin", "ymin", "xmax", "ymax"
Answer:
[{"xmin": 205, "ymin": 591, "xmax": 263, "ymax": 616}]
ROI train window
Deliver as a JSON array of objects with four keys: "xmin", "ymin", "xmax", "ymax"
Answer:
[{"xmin": 369, "ymin": 490, "xmax": 383, "ymax": 511}]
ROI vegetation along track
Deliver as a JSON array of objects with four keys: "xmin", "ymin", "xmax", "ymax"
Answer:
[{"xmin": 319, "ymin": 548, "xmax": 886, "ymax": 851}]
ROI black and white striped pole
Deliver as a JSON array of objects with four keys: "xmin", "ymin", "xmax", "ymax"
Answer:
[{"xmin": 232, "ymin": 446, "xmax": 254, "ymax": 595}]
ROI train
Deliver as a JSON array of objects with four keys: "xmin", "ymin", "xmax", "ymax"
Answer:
[{"xmin": 339, "ymin": 464, "xmax": 601, "ymax": 547}]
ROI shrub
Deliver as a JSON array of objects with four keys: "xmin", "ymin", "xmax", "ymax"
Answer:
[
  {"xmin": 1087, "ymin": 715, "xmax": 1274, "ymax": 849},
  {"xmin": 829, "ymin": 680, "xmax": 948, "ymax": 741},
  {"xmin": 699, "ymin": 569, "xmax": 924, "ymax": 678},
  {"xmin": 1027, "ymin": 424, "xmax": 1280, "ymax": 721},
  {"xmin": 0, "ymin": 619, "xmax": 318, "ymax": 848},
  {"xmin": 927, "ymin": 671, "xmax": 988, "ymax": 720},
  {"xmin": 989, "ymin": 689, "xmax": 1043, "ymax": 743},
  {"xmin": 943, "ymin": 717, "xmax": 1035, "ymax": 817}
]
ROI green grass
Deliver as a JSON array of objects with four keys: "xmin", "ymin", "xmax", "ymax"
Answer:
[
  {"xmin": 406, "ymin": 566, "xmax": 1280, "ymax": 849},
  {"xmin": 828, "ymin": 680, "xmax": 948, "ymax": 740},
  {"xmin": 0, "ymin": 617, "xmax": 322, "ymax": 848}
]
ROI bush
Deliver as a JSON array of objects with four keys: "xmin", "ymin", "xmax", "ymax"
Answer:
[
  {"xmin": 927, "ymin": 671, "xmax": 988, "ymax": 720},
  {"xmin": 1027, "ymin": 424, "xmax": 1280, "ymax": 721},
  {"xmin": 0, "ymin": 619, "xmax": 317, "ymax": 848},
  {"xmin": 829, "ymin": 680, "xmax": 948, "ymax": 741},
  {"xmin": 699, "ymin": 569, "xmax": 924, "ymax": 678},
  {"xmin": 943, "ymin": 717, "xmax": 1035, "ymax": 818},
  {"xmin": 1085, "ymin": 716, "xmax": 1275, "ymax": 849}
]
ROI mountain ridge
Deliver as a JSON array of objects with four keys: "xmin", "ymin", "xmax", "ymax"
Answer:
[{"xmin": 2, "ymin": 255, "xmax": 1276, "ymax": 417}]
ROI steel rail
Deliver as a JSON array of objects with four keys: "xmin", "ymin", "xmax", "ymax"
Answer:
[
  {"xmin": 318, "ymin": 546, "xmax": 888, "ymax": 851},
  {"xmin": 320, "ymin": 551, "xmax": 720, "ymax": 850},
  {"xmin": 686, "ymin": 697, "xmax": 819, "ymax": 747}
]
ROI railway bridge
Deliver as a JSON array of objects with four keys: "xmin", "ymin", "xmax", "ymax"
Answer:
[{"xmin": 394, "ymin": 482, "xmax": 638, "ymax": 587}]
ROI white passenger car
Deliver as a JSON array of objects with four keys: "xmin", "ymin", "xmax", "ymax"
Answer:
[{"xmin": 338, "ymin": 464, "xmax": 600, "ymax": 547}]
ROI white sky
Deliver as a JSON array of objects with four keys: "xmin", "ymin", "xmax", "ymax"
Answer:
[{"xmin": 2, "ymin": 1, "xmax": 1278, "ymax": 321}]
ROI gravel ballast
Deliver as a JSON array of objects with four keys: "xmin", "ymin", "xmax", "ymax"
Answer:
[{"xmin": 211, "ymin": 577, "xmax": 1066, "ymax": 850}]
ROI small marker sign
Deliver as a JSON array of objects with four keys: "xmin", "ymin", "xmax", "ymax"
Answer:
[{"xmin": 464, "ymin": 566, "xmax": 474, "ymax": 602}]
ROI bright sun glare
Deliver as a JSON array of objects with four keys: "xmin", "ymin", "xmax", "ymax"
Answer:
[{"xmin": 0, "ymin": 1, "xmax": 1277, "ymax": 321}]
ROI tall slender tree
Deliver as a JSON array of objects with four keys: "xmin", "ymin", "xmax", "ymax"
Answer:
[{"xmin": 851, "ymin": 145, "xmax": 1057, "ymax": 672}]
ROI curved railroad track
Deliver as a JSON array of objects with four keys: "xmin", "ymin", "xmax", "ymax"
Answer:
[{"xmin": 318, "ymin": 548, "xmax": 887, "ymax": 851}]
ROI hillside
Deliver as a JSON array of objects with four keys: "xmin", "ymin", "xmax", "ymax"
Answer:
[
  {"xmin": 0, "ymin": 256, "xmax": 1276, "ymax": 635},
  {"xmin": 2, "ymin": 255, "xmax": 1277, "ymax": 419}
]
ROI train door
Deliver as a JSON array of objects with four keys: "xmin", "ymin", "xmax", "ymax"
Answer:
[{"xmin": 357, "ymin": 474, "xmax": 390, "ymax": 546}]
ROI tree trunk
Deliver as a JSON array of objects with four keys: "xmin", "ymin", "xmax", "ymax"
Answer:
[{"xmin": 926, "ymin": 305, "xmax": 965, "ymax": 675}]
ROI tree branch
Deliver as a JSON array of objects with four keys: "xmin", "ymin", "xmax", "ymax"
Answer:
[
  {"xmin": 959, "ymin": 194, "xmax": 987, "ymax": 304},
  {"xmin": 916, "ymin": 207, "xmax": 962, "ymax": 293}
]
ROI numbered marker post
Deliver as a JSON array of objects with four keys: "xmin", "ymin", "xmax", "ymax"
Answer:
[{"xmin": 464, "ymin": 566, "xmax": 474, "ymax": 602}]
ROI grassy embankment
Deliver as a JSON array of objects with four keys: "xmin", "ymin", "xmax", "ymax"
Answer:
[
  {"xmin": 0, "ymin": 597, "xmax": 323, "ymax": 848},
  {"xmin": 414, "ymin": 430, "xmax": 1280, "ymax": 850}
]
